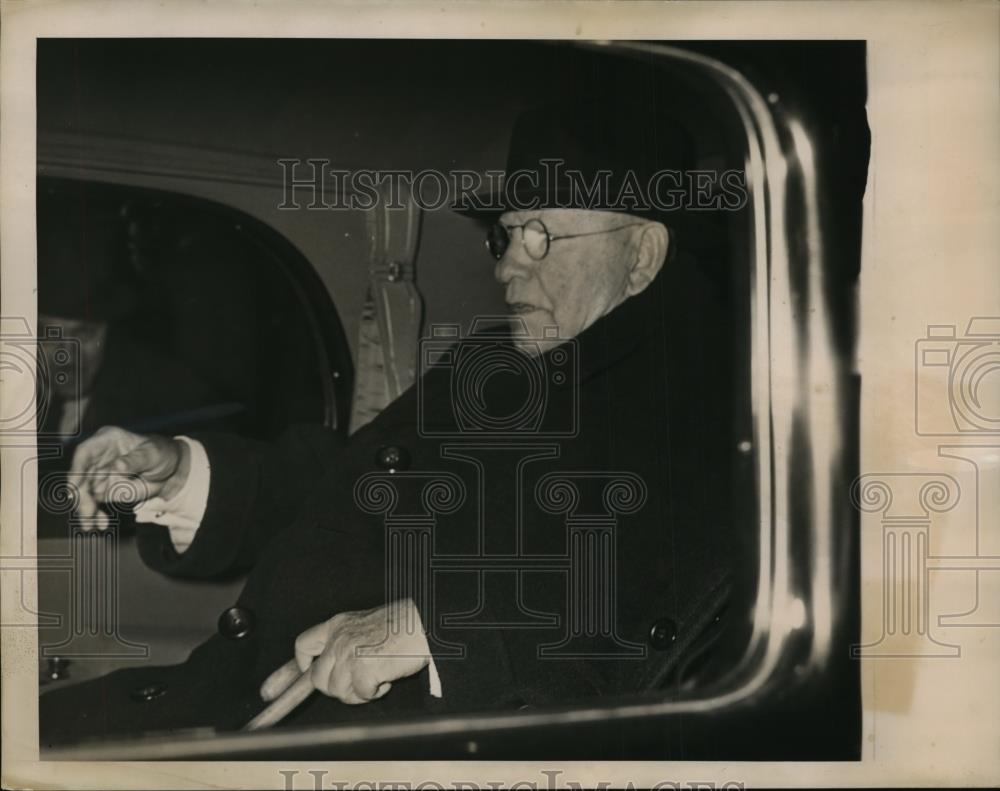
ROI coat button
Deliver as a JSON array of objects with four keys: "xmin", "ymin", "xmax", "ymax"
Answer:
[
  {"xmin": 375, "ymin": 445, "xmax": 411, "ymax": 473},
  {"xmin": 648, "ymin": 618, "xmax": 678, "ymax": 650},
  {"xmin": 218, "ymin": 606, "xmax": 255, "ymax": 639},
  {"xmin": 130, "ymin": 682, "xmax": 167, "ymax": 702}
]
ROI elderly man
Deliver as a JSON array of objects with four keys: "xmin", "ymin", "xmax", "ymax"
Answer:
[{"xmin": 40, "ymin": 103, "xmax": 734, "ymax": 744}]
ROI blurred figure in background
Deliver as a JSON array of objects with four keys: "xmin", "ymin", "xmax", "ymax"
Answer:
[{"xmin": 36, "ymin": 189, "xmax": 234, "ymax": 537}]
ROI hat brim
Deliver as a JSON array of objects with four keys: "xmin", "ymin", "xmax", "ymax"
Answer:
[{"xmin": 452, "ymin": 187, "xmax": 661, "ymax": 222}]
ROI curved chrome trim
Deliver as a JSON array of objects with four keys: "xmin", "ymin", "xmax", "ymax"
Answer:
[
  {"xmin": 786, "ymin": 118, "xmax": 840, "ymax": 668},
  {"xmin": 585, "ymin": 40, "xmax": 797, "ymax": 702}
]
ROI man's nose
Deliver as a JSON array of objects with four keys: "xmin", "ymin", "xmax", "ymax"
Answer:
[{"xmin": 494, "ymin": 249, "xmax": 535, "ymax": 285}]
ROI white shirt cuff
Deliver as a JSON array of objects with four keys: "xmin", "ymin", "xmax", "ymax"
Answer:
[
  {"xmin": 409, "ymin": 602, "xmax": 443, "ymax": 698},
  {"xmin": 133, "ymin": 436, "xmax": 211, "ymax": 553},
  {"xmin": 428, "ymin": 654, "xmax": 442, "ymax": 698}
]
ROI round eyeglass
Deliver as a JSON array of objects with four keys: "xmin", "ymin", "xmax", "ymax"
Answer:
[{"xmin": 486, "ymin": 217, "xmax": 646, "ymax": 261}]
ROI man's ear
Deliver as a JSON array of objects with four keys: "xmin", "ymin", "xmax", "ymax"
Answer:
[{"xmin": 625, "ymin": 221, "xmax": 669, "ymax": 297}]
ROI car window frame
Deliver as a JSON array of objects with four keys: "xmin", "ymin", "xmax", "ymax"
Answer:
[{"xmin": 38, "ymin": 39, "xmax": 857, "ymax": 759}]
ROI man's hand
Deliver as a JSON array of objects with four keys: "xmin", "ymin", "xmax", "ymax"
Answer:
[
  {"xmin": 69, "ymin": 426, "xmax": 190, "ymax": 531},
  {"xmin": 260, "ymin": 599, "xmax": 431, "ymax": 706}
]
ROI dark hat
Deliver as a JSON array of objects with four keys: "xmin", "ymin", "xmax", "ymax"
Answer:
[
  {"xmin": 37, "ymin": 189, "xmax": 137, "ymax": 321},
  {"xmin": 453, "ymin": 99, "xmax": 695, "ymax": 224}
]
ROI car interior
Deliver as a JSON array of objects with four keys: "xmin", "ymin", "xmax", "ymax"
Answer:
[{"xmin": 33, "ymin": 38, "xmax": 783, "ymax": 754}]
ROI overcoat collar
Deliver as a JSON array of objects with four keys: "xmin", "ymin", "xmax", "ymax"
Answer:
[{"xmin": 551, "ymin": 264, "xmax": 667, "ymax": 389}]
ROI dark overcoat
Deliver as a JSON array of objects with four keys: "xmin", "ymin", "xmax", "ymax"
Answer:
[{"xmin": 40, "ymin": 255, "xmax": 735, "ymax": 746}]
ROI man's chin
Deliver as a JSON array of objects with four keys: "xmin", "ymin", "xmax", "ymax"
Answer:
[
  {"xmin": 508, "ymin": 308, "xmax": 557, "ymax": 335},
  {"xmin": 507, "ymin": 310, "xmax": 569, "ymax": 357}
]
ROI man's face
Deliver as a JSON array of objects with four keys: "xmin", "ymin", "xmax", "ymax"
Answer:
[
  {"xmin": 493, "ymin": 209, "xmax": 643, "ymax": 352},
  {"xmin": 37, "ymin": 314, "xmax": 108, "ymax": 399}
]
